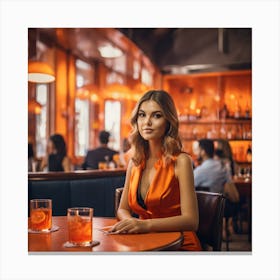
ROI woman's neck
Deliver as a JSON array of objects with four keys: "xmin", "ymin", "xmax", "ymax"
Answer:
[{"xmin": 148, "ymin": 140, "xmax": 162, "ymax": 159}]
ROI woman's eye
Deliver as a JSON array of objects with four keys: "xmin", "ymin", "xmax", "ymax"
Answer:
[
  {"xmin": 138, "ymin": 112, "xmax": 145, "ymax": 118},
  {"xmin": 153, "ymin": 113, "xmax": 162, "ymax": 119}
]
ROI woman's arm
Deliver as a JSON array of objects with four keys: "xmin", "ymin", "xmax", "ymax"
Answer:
[
  {"xmin": 62, "ymin": 157, "xmax": 71, "ymax": 172},
  {"xmin": 116, "ymin": 160, "xmax": 134, "ymax": 220},
  {"xmin": 111, "ymin": 153, "xmax": 199, "ymax": 234},
  {"xmin": 40, "ymin": 156, "xmax": 47, "ymax": 171}
]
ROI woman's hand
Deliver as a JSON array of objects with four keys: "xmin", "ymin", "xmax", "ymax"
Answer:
[{"xmin": 109, "ymin": 218, "xmax": 150, "ymax": 234}]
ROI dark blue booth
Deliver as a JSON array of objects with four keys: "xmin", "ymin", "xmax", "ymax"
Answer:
[{"xmin": 28, "ymin": 170, "xmax": 126, "ymax": 217}]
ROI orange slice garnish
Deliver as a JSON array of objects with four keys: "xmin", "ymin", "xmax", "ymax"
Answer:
[{"xmin": 31, "ymin": 210, "xmax": 46, "ymax": 224}]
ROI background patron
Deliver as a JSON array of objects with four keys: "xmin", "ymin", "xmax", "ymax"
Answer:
[
  {"xmin": 40, "ymin": 134, "xmax": 71, "ymax": 172},
  {"xmin": 82, "ymin": 130, "xmax": 119, "ymax": 170}
]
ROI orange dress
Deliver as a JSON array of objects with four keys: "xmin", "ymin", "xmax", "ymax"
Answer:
[{"xmin": 128, "ymin": 155, "xmax": 202, "ymax": 251}]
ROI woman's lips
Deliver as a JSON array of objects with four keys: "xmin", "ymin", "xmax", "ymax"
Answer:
[{"xmin": 142, "ymin": 128, "xmax": 154, "ymax": 133}]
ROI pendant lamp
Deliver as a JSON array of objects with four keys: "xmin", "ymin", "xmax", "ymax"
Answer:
[
  {"xmin": 28, "ymin": 29, "xmax": 55, "ymax": 83},
  {"xmin": 28, "ymin": 61, "xmax": 55, "ymax": 83}
]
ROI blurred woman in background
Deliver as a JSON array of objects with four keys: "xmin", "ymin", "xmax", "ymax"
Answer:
[
  {"xmin": 215, "ymin": 139, "xmax": 236, "ymax": 177},
  {"xmin": 214, "ymin": 139, "xmax": 239, "ymax": 240},
  {"xmin": 40, "ymin": 134, "xmax": 71, "ymax": 172}
]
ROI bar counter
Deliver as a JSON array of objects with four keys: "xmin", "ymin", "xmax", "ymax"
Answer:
[{"xmin": 28, "ymin": 169, "xmax": 127, "ymax": 181}]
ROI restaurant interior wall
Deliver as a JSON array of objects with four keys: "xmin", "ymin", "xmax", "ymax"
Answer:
[
  {"xmin": 28, "ymin": 28, "xmax": 161, "ymax": 168},
  {"xmin": 28, "ymin": 28, "xmax": 251, "ymax": 169},
  {"xmin": 163, "ymin": 70, "xmax": 252, "ymax": 164}
]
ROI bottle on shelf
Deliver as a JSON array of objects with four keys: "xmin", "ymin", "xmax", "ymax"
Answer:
[
  {"xmin": 245, "ymin": 102, "xmax": 251, "ymax": 119},
  {"xmin": 234, "ymin": 102, "xmax": 242, "ymax": 119},
  {"xmin": 235, "ymin": 125, "xmax": 242, "ymax": 139},
  {"xmin": 219, "ymin": 104, "xmax": 229, "ymax": 120},
  {"xmin": 246, "ymin": 144, "xmax": 252, "ymax": 162},
  {"xmin": 227, "ymin": 126, "xmax": 232, "ymax": 139},
  {"xmin": 220, "ymin": 125, "xmax": 227, "ymax": 139}
]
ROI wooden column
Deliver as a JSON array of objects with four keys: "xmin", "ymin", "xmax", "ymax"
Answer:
[
  {"xmin": 67, "ymin": 54, "xmax": 76, "ymax": 159},
  {"xmin": 54, "ymin": 48, "xmax": 76, "ymax": 159}
]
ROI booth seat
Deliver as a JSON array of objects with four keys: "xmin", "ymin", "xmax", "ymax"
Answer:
[{"xmin": 28, "ymin": 170, "xmax": 126, "ymax": 217}]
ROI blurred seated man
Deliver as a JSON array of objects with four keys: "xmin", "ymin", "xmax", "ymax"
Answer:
[
  {"xmin": 193, "ymin": 139, "xmax": 231, "ymax": 193},
  {"xmin": 82, "ymin": 130, "xmax": 119, "ymax": 170},
  {"xmin": 194, "ymin": 138, "xmax": 239, "ymax": 241}
]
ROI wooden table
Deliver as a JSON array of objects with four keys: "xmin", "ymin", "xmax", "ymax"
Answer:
[
  {"xmin": 234, "ymin": 177, "xmax": 252, "ymax": 241},
  {"xmin": 28, "ymin": 217, "xmax": 184, "ymax": 252}
]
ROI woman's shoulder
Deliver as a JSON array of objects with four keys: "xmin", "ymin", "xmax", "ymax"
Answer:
[
  {"xmin": 174, "ymin": 152, "xmax": 193, "ymax": 171},
  {"xmin": 175, "ymin": 152, "xmax": 193, "ymax": 165},
  {"xmin": 174, "ymin": 153, "xmax": 193, "ymax": 178}
]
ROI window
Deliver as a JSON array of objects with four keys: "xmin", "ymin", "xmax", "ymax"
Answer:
[
  {"xmin": 74, "ymin": 59, "xmax": 93, "ymax": 157},
  {"xmin": 141, "ymin": 67, "xmax": 153, "ymax": 86},
  {"xmin": 104, "ymin": 54, "xmax": 126, "ymax": 75},
  {"xmin": 35, "ymin": 84, "xmax": 48, "ymax": 157},
  {"xmin": 106, "ymin": 71, "xmax": 124, "ymax": 85},
  {"xmin": 105, "ymin": 100, "xmax": 121, "ymax": 151},
  {"xmin": 75, "ymin": 98, "xmax": 89, "ymax": 156},
  {"xmin": 133, "ymin": 60, "xmax": 140, "ymax": 80}
]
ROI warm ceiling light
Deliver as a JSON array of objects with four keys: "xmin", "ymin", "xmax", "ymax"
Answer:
[
  {"xmin": 28, "ymin": 99, "xmax": 42, "ymax": 114},
  {"xmin": 134, "ymin": 83, "xmax": 152, "ymax": 94},
  {"xmin": 104, "ymin": 83, "xmax": 130, "ymax": 99},
  {"xmin": 28, "ymin": 61, "xmax": 55, "ymax": 83},
  {"xmin": 76, "ymin": 84, "xmax": 99, "ymax": 101},
  {"xmin": 98, "ymin": 44, "xmax": 123, "ymax": 58}
]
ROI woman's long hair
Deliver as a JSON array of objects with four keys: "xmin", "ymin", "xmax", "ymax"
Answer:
[
  {"xmin": 216, "ymin": 139, "xmax": 235, "ymax": 176},
  {"xmin": 49, "ymin": 134, "xmax": 67, "ymax": 158},
  {"xmin": 130, "ymin": 90, "xmax": 182, "ymax": 166}
]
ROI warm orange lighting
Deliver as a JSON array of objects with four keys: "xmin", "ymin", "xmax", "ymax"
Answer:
[
  {"xmin": 104, "ymin": 83, "xmax": 131, "ymax": 100},
  {"xmin": 76, "ymin": 84, "xmax": 99, "ymax": 101},
  {"xmin": 133, "ymin": 83, "xmax": 152, "ymax": 94},
  {"xmin": 28, "ymin": 99, "xmax": 42, "ymax": 115},
  {"xmin": 28, "ymin": 61, "xmax": 55, "ymax": 83},
  {"xmin": 90, "ymin": 94, "xmax": 99, "ymax": 102},
  {"xmin": 214, "ymin": 95, "xmax": 220, "ymax": 102},
  {"xmin": 190, "ymin": 99, "xmax": 196, "ymax": 110},
  {"xmin": 92, "ymin": 121, "xmax": 99, "ymax": 129}
]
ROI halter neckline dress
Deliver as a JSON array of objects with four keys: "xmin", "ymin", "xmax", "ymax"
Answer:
[{"xmin": 128, "ymin": 155, "xmax": 201, "ymax": 251}]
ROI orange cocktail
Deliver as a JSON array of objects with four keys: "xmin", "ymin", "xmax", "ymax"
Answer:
[
  {"xmin": 29, "ymin": 199, "xmax": 52, "ymax": 231},
  {"xmin": 67, "ymin": 208, "xmax": 93, "ymax": 246}
]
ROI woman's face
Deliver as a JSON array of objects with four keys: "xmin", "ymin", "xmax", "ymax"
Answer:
[
  {"xmin": 47, "ymin": 139, "xmax": 56, "ymax": 154},
  {"xmin": 137, "ymin": 100, "xmax": 168, "ymax": 142}
]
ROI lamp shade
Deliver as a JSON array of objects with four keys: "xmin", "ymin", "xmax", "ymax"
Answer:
[{"xmin": 28, "ymin": 61, "xmax": 55, "ymax": 83}]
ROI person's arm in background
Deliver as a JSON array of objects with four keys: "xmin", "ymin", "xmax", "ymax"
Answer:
[
  {"xmin": 223, "ymin": 167, "xmax": 239, "ymax": 202},
  {"xmin": 193, "ymin": 165, "xmax": 203, "ymax": 188},
  {"xmin": 40, "ymin": 156, "xmax": 48, "ymax": 171},
  {"xmin": 62, "ymin": 157, "xmax": 72, "ymax": 172},
  {"xmin": 81, "ymin": 152, "xmax": 89, "ymax": 170}
]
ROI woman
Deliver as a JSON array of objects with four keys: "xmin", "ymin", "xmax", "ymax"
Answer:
[
  {"xmin": 214, "ymin": 139, "xmax": 240, "ymax": 240},
  {"xmin": 215, "ymin": 139, "xmax": 236, "ymax": 176},
  {"xmin": 40, "ymin": 134, "xmax": 71, "ymax": 172},
  {"xmin": 111, "ymin": 90, "xmax": 201, "ymax": 251}
]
